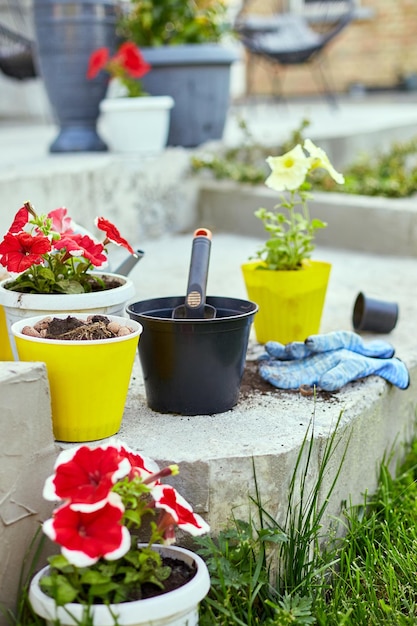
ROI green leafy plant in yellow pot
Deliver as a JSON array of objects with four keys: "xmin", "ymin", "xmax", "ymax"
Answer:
[{"xmin": 241, "ymin": 139, "xmax": 345, "ymax": 344}]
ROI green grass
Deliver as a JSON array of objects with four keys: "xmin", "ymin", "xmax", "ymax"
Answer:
[
  {"xmin": 197, "ymin": 418, "xmax": 417, "ymax": 625},
  {"xmin": 8, "ymin": 415, "xmax": 417, "ymax": 625},
  {"xmin": 191, "ymin": 118, "xmax": 417, "ymax": 199}
]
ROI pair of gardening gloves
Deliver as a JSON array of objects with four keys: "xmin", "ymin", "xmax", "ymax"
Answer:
[{"xmin": 258, "ymin": 330, "xmax": 410, "ymax": 392}]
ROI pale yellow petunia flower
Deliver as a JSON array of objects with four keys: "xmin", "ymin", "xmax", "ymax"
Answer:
[
  {"xmin": 304, "ymin": 138, "xmax": 345, "ymax": 185},
  {"xmin": 265, "ymin": 144, "xmax": 311, "ymax": 192}
]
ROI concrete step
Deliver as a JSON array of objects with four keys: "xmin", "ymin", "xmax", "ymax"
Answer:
[{"xmin": 2, "ymin": 97, "xmax": 417, "ymax": 620}]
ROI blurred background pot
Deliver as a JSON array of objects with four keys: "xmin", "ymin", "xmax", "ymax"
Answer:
[
  {"xmin": 99, "ymin": 95, "xmax": 174, "ymax": 154},
  {"xmin": 32, "ymin": 0, "xmax": 119, "ymax": 152},
  {"xmin": 140, "ymin": 44, "xmax": 237, "ymax": 147}
]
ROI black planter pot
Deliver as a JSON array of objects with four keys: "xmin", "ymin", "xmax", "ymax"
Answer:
[
  {"xmin": 32, "ymin": 0, "xmax": 118, "ymax": 153},
  {"xmin": 352, "ymin": 292, "xmax": 399, "ymax": 333},
  {"xmin": 127, "ymin": 296, "xmax": 258, "ymax": 416},
  {"xmin": 141, "ymin": 44, "xmax": 238, "ymax": 148}
]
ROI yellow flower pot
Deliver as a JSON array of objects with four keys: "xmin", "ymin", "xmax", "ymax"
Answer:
[
  {"xmin": 12, "ymin": 314, "xmax": 142, "ymax": 443},
  {"xmin": 0, "ymin": 306, "xmax": 14, "ymax": 360},
  {"xmin": 241, "ymin": 260, "xmax": 331, "ymax": 344}
]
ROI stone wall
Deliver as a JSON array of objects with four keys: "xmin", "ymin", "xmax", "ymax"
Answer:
[{"xmin": 0, "ymin": 362, "xmax": 58, "ymax": 626}]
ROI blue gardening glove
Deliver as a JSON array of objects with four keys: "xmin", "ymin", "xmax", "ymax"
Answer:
[
  {"xmin": 259, "ymin": 348, "xmax": 409, "ymax": 392},
  {"xmin": 261, "ymin": 330, "xmax": 395, "ymax": 361}
]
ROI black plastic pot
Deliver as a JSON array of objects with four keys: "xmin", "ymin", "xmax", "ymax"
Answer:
[
  {"xmin": 127, "ymin": 296, "xmax": 258, "ymax": 415},
  {"xmin": 352, "ymin": 292, "xmax": 398, "ymax": 333}
]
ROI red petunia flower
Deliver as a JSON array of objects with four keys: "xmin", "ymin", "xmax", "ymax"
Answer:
[
  {"xmin": 43, "ymin": 445, "xmax": 131, "ymax": 512},
  {"xmin": 95, "ymin": 217, "xmax": 136, "ymax": 255},
  {"xmin": 117, "ymin": 443, "xmax": 160, "ymax": 482},
  {"xmin": 8, "ymin": 206, "xmax": 29, "ymax": 234},
  {"xmin": 0, "ymin": 231, "xmax": 51, "ymax": 273},
  {"xmin": 43, "ymin": 495, "xmax": 131, "ymax": 567},
  {"xmin": 86, "ymin": 47, "xmax": 110, "ymax": 79},
  {"xmin": 113, "ymin": 42, "xmax": 151, "ymax": 79},
  {"xmin": 152, "ymin": 485, "xmax": 211, "ymax": 537},
  {"xmin": 52, "ymin": 233, "xmax": 84, "ymax": 257},
  {"xmin": 48, "ymin": 207, "xmax": 74, "ymax": 235},
  {"xmin": 52, "ymin": 233, "xmax": 107, "ymax": 267},
  {"xmin": 75, "ymin": 235, "xmax": 107, "ymax": 266}
]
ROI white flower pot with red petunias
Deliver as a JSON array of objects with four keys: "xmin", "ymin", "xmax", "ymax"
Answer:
[
  {"xmin": 28, "ymin": 442, "xmax": 211, "ymax": 625},
  {"xmin": 0, "ymin": 271, "xmax": 135, "ymax": 359},
  {"xmin": 87, "ymin": 43, "xmax": 174, "ymax": 154},
  {"xmin": 30, "ymin": 545, "xmax": 210, "ymax": 626},
  {"xmin": 0, "ymin": 202, "xmax": 138, "ymax": 359}
]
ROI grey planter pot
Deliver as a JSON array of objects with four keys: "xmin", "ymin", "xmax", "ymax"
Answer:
[
  {"xmin": 32, "ymin": 0, "xmax": 118, "ymax": 153},
  {"xmin": 141, "ymin": 44, "xmax": 238, "ymax": 148}
]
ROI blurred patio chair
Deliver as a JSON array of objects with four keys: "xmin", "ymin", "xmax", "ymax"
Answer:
[
  {"xmin": 0, "ymin": 0, "xmax": 37, "ymax": 80},
  {"xmin": 235, "ymin": 0, "xmax": 355, "ymax": 106}
]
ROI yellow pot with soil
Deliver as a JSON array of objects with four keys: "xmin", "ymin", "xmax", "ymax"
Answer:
[
  {"xmin": 241, "ymin": 260, "xmax": 331, "ymax": 344},
  {"xmin": 11, "ymin": 314, "xmax": 142, "ymax": 442}
]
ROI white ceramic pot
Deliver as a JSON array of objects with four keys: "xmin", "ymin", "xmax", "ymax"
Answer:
[
  {"xmin": 0, "ymin": 272, "xmax": 135, "ymax": 359},
  {"xmin": 29, "ymin": 544, "xmax": 210, "ymax": 626},
  {"xmin": 99, "ymin": 96, "xmax": 174, "ymax": 154}
]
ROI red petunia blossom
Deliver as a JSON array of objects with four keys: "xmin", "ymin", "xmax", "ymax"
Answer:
[
  {"xmin": 113, "ymin": 42, "xmax": 151, "ymax": 79},
  {"xmin": 152, "ymin": 484, "xmax": 210, "ymax": 536},
  {"xmin": 86, "ymin": 47, "xmax": 110, "ymax": 79},
  {"xmin": 0, "ymin": 231, "xmax": 51, "ymax": 272},
  {"xmin": 43, "ymin": 445, "xmax": 131, "ymax": 512},
  {"xmin": 74, "ymin": 235, "xmax": 107, "ymax": 266},
  {"xmin": 8, "ymin": 206, "xmax": 29, "ymax": 234},
  {"xmin": 48, "ymin": 207, "xmax": 74, "ymax": 234},
  {"xmin": 52, "ymin": 233, "xmax": 84, "ymax": 257},
  {"xmin": 52, "ymin": 233, "xmax": 107, "ymax": 267},
  {"xmin": 43, "ymin": 495, "xmax": 131, "ymax": 567},
  {"xmin": 95, "ymin": 217, "xmax": 136, "ymax": 255},
  {"xmin": 117, "ymin": 443, "xmax": 160, "ymax": 482}
]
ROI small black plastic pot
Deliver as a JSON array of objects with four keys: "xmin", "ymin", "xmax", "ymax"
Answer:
[
  {"xmin": 127, "ymin": 296, "xmax": 258, "ymax": 415},
  {"xmin": 352, "ymin": 292, "xmax": 398, "ymax": 333}
]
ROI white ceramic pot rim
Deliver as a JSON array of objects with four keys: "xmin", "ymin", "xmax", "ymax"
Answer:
[
  {"xmin": 0, "ymin": 272, "xmax": 135, "ymax": 310},
  {"xmin": 29, "ymin": 544, "xmax": 210, "ymax": 625},
  {"xmin": 11, "ymin": 314, "xmax": 142, "ymax": 346},
  {"xmin": 100, "ymin": 95, "xmax": 174, "ymax": 113}
]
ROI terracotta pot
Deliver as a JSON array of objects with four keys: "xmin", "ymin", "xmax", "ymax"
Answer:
[
  {"xmin": 241, "ymin": 260, "xmax": 331, "ymax": 344},
  {"xmin": 29, "ymin": 544, "xmax": 210, "ymax": 625}
]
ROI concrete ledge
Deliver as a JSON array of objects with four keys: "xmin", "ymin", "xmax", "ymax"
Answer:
[
  {"xmin": 117, "ymin": 355, "xmax": 417, "ymax": 533},
  {"xmin": 0, "ymin": 362, "xmax": 58, "ymax": 626},
  {"xmin": 0, "ymin": 141, "xmax": 199, "ymax": 242},
  {"xmin": 197, "ymin": 179, "xmax": 417, "ymax": 257}
]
